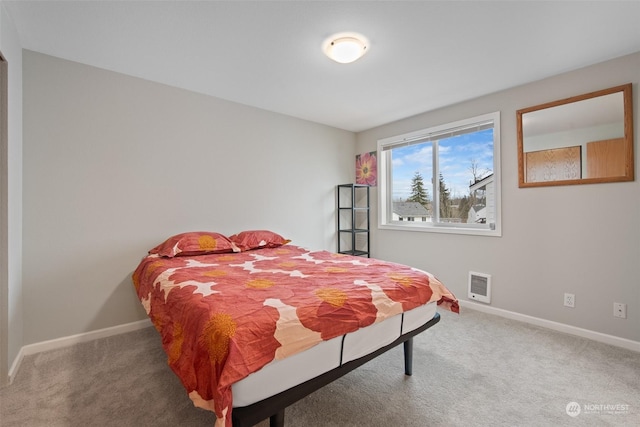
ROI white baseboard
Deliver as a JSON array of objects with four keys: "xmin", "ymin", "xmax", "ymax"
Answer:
[
  {"xmin": 459, "ymin": 300, "xmax": 640, "ymax": 353},
  {"xmin": 8, "ymin": 303, "xmax": 638, "ymax": 383},
  {"xmin": 8, "ymin": 346, "xmax": 24, "ymax": 385},
  {"xmin": 8, "ymin": 318, "xmax": 152, "ymax": 384}
]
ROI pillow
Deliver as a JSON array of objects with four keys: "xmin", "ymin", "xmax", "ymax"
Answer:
[
  {"xmin": 228, "ymin": 230, "xmax": 291, "ymax": 251},
  {"xmin": 149, "ymin": 232, "xmax": 239, "ymax": 257}
]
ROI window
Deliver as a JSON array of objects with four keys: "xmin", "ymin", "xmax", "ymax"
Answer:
[{"xmin": 377, "ymin": 112, "xmax": 501, "ymax": 236}]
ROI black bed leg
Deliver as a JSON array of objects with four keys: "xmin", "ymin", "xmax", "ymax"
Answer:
[
  {"xmin": 270, "ymin": 409, "xmax": 285, "ymax": 427},
  {"xmin": 403, "ymin": 337, "xmax": 413, "ymax": 376}
]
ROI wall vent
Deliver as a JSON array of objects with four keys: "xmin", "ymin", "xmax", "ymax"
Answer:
[{"xmin": 468, "ymin": 271, "xmax": 491, "ymax": 304}]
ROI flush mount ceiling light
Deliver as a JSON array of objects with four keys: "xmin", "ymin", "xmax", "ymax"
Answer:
[{"xmin": 323, "ymin": 32, "xmax": 369, "ymax": 64}]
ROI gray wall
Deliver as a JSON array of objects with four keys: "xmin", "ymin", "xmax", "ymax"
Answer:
[
  {"xmin": 15, "ymin": 47, "xmax": 640, "ymax": 357},
  {"xmin": 0, "ymin": 3, "xmax": 23, "ymax": 381},
  {"xmin": 22, "ymin": 51, "xmax": 355, "ymax": 345},
  {"xmin": 357, "ymin": 52, "xmax": 640, "ymax": 342}
]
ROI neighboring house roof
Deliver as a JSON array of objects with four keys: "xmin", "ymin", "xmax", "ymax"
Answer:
[
  {"xmin": 393, "ymin": 202, "xmax": 430, "ymax": 217},
  {"xmin": 469, "ymin": 173, "xmax": 494, "ymax": 191},
  {"xmin": 468, "ymin": 205, "xmax": 487, "ymax": 223}
]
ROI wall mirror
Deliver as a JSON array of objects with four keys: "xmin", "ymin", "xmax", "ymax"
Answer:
[{"xmin": 517, "ymin": 83, "xmax": 633, "ymax": 187}]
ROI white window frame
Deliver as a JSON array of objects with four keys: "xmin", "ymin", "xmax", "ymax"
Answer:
[{"xmin": 377, "ymin": 111, "xmax": 501, "ymax": 237}]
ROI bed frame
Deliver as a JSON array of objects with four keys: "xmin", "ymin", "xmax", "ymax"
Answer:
[{"xmin": 231, "ymin": 312, "xmax": 441, "ymax": 427}]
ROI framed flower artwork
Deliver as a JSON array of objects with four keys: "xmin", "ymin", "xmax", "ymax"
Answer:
[{"xmin": 356, "ymin": 151, "xmax": 377, "ymax": 186}]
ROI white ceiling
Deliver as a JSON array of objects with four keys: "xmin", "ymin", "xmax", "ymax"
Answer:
[{"xmin": 4, "ymin": 1, "xmax": 640, "ymax": 132}]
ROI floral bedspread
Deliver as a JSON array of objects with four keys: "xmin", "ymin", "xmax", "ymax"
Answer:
[{"xmin": 132, "ymin": 245, "xmax": 458, "ymax": 426}]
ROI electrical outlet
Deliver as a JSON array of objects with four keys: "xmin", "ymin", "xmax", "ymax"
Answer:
[
  {"xmin": 613, "ymin": 302, "xmax": 627, "ymax": 319},
  {"xmin": 564, "ymin": 293, "xmax": 575, "ymax": 308}
]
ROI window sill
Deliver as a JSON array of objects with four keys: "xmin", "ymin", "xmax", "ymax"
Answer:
[{"xmin": 378, "ymin": 222, "xmax": 502, "ymax": 237}]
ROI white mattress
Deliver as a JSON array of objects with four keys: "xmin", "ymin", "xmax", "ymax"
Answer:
[{"xmin": 232, "ymin": 301, "xmax": 437, "ymax": 407}]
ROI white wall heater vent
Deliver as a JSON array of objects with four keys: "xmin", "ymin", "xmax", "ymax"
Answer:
[{"xmin": 468, "ymin": 271, "xmax": 491, "ymax": 304}]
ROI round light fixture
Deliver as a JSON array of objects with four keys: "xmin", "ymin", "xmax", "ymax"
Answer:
[{"xmin": 323, "ymin": 33, "xmax": 368, "ymax": 64}]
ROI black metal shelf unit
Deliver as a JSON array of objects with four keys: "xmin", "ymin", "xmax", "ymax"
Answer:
[{"xmin": 337, "ymin": 184, "xmax": 370, "ymax": 257}]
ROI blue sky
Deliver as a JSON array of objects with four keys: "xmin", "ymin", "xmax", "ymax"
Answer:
[{"xmin": 391, "ymin": 129, "xmax": 494, "ymax": 201}]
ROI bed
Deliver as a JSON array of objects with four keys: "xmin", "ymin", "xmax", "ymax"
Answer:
[{"xmin": 132, "ymin": 230, "xmax": 459, "ymax": 427}]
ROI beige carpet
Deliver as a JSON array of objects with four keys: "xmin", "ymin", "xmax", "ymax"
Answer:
[{"xmin": 1, "ymin": 308, "xmax": 639, "ymax": 426}]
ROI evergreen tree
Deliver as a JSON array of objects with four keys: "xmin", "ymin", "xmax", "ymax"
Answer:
[
  {"xmin": 438, "ymin": 173, "xmax": 452, "ymax": 220},
  {"xmin": 407, "ymin": 171, "xmax": 429, "ymax": 207}
]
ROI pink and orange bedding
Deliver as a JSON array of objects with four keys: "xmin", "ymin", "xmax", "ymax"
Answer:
[{"xmin": 133, "ymin": 234, "xmax": 458, "ymax": 427}]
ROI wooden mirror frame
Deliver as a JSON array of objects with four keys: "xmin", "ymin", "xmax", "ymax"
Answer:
[{"xmin": 517, "ymin": 83, "xmax": 634, "ymax": 188}]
